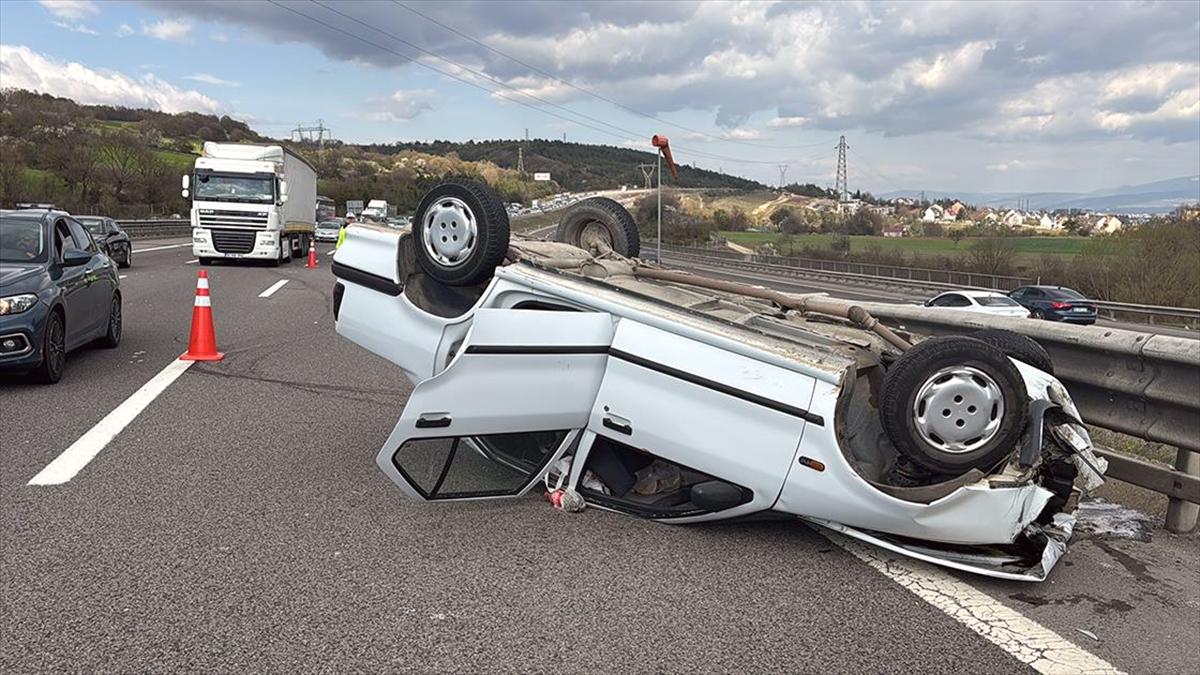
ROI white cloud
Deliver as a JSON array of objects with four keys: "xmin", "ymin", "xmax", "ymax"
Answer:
[
  {"xmin": 0, "ymin": 44, "xmax": 221, "ymax": 115},
  {"xmin": 116, "ymin": 24, "xmax": 134, "ymax": 37},
  {"xmin": 724, "ymin": 128, "xmax": 762, "ymax": 140},
  {"xmin": 38, "ymin": 1, "xmax": 97, "ymax": 21},
  {"xmin": 211, "ymin": 33, "xmax": 230, "ymax": 43},
  {"xmin": 184, "ymin": 73, "xmax": 241, "ymax": 87},
  {"xmin": 142, "ymin": 18, "xmax": 192, "ymax": 42},
  {"xmin": 768, "ymin": 116, "xmax": 808, "ymax": 128},
  {"xmin": 364, "ymin": 89, "xmax": 434, "ymax": 122},
  {"xmin": 53, "ymin": 21, "xmax": 98, "ymax": 35}
]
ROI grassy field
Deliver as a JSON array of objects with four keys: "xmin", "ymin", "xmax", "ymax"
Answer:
[{"xmin": 721, "ymin": 231, "xmax": 1091, "ymax": 259}]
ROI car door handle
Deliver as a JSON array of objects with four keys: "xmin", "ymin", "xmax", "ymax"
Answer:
[
  {"xmin": 602, "ymin": 416, "xmax": 632, "ymax": 436},
  {"xmin": 415, "ymin": 415, "xmax": 452, "ymax": 429}
]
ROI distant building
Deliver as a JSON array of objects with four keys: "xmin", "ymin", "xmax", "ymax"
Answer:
[
  {"xmin": 922, "ymin": 204, "xmax": 944, "ymax": 222},
  {"xmin": 1094, "ymin": 215, "xmax": 1124, "ymax": 234},
  {"xmin": 882, "ymin": 224, "xmax": 908, "ymax": 238},
  {"xmin": 946, "ymin": 201, "xmax": 966, "ymax": 219},
  {"xmin": 1001, "ymin": 209, "xmax": 1025, "ymax": 228},
  {"xmin": 1037, "ymin": 213, "xmax": 1057, "ymax": 230}
]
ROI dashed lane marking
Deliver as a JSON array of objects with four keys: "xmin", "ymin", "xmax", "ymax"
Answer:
[
  {"xmin": 132, "ymin": 243, "xmax": 191, "ymax": 253},
  {"xmin": 118, "ymin": 275, "xmax": 127, "ymax": 279},
  {"xmin": 823, "ymin": 531, "xmax": 1123, "ymax": 674},
  {"xmin": 27, "ymin": 359, "xmax": 195, "ymax": 486},
  {"xmin": 185, "ymin": 259, "xmax": 199, "ymax": 264},
  {"xmin": 258, "ymin": 279, "xmax": 289, "ymax": 298}
]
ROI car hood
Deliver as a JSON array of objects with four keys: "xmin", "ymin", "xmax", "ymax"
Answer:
[{"xmin": 0, "ymin": 262, "xmax": 46, "ymax": 294}]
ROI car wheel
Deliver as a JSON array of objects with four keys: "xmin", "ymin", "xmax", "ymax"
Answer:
[
  {"xmin": 199, "ymin": 257, "xmax": 211, "ymax": 266},
  {"xmin": 554, "ymin": 197, "xmax": 641, "ymax": 258},
  {"xmin": 970, "ymin": 329, "xmax": 1053, "ymax": 374},
  {"xmin": 32, "ymin": 311, "xmax": 66, "ymax": 384},
  {"xmin": 100, "ymin": 294, "xmax": 122, "ymax": 349},
  {"xmin": 118, "ymin": 246, "xmax": 132, "ymax": 269},
  {"xmin": 880, "ymin": 336, "xmax": 1028, "ymax": 475},
  {"xmin": 1032, "ymin": 308, "xmax": 1045, "ymax": 320},
  {"xmin": 412, "ymin": 178, "xmax": 509, "ymax": 286}
]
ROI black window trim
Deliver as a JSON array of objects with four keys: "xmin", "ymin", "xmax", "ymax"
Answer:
[{"xmin": 331, "ymin": 260, "xmax": 402, "ymax": 296}]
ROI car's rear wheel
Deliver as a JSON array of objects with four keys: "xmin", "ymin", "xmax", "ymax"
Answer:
[
  {"xmin": 880, "ymin": 336, "xmax": 1028, "ymax": 474},
  {"xmin": 554, "ymin": 197, "xmax": 640, "ymax": 258},
  {"xmin": 971, "ymin": 328, "xmax": 1053, "ymax": 374},
  {"xmin": 412, "ymin": 178, "xmax": 509, "ymax": 286},
  {"xmin": 1032, "ymin": 308, "xmax": 1046, "ymax": 320},
  {"xmin": 33, "ymin": 311, "xmax": 66, "ymax": 384},
  {"xmin": 100, "ymin": 294, "xmax": 122, "ymax": 348},
  {"xmin": 118, "ymin": 246, "xmax": 132, "ymax": 268}
]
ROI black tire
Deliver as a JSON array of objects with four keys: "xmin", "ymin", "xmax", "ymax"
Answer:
[
  {"xmin": 412, "ymin": 178, "xmax": 509, "ymax": 286},
  {"xmin": 971, "ymin": 328, "xmax": 1053, "ymax": 374},
  {"xmin": 1032, "ymin": 308, "xmax": 1045, "ymax": 320},
  {"xmin": 99, "ymin": 293, "xmax": 122, "ymax": 348},
  {"xmin": 554, "ymin": 197, "xmax": 640, "ymax": 258},
  {"xmin": 198, "ymin": 257, "xmax": 211, "ymax": 266},
  {"xmin": 118, "ymin": 246, "xmax": 131, "ymax": 269},
  {"xmin": 880, "ymin": 336, "xmax": 1028, "ymax": 474},
  {"xmin": 32, "ymin": 310, "xmax": 66, "ymax": 384}
]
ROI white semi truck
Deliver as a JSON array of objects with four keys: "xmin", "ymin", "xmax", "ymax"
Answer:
[{"xmin": 183, "ymin": 142, "xmax": 317, "ymax": 265}]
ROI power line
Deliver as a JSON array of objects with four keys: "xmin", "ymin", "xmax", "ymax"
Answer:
[
  {"xmin": 390, "ymin": 0, "xmax": 834, "ymax": 152},
  {"xmin": 271, "ymin": 1, "xmax": 820, "ymax": 171}
]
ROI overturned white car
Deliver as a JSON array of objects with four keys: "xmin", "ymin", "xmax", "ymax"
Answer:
[{"xmin": 332, "ymin": 179, "xmax": 1107, "ymax": 582}]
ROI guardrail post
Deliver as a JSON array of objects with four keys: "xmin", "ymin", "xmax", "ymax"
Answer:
[{"xmin": 1165, "ymin": 449, "xmax": 1199, "ymax": 533}]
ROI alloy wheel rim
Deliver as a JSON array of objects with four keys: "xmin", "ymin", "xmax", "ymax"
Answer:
[{"xmin": 912, "ymin": 365, "xmax": 1004, "ymax": 454}]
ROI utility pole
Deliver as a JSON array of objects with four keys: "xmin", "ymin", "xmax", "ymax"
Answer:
[
  {"xmin": 638, "ymin": 163, "xmax": 656, "ymax": 190},
  {"xmin": 657, "ymin": 151, "xmax": 662, "ymax": 263},
  {"xmin": 524, "ymin": 127, "xmax": 529, "ymax": 141},
  {"xmin": 563, "ymin": 132, "xmax": 567, "ymax": 143},
  {"xmin": 835, "ymin": 135, "xmax": 849, "ymax": 203},
  {"xmin": 516, "ymin": 146, "xmax": 525, "ymax": 176},
  {"xmin": 777, "ymin": 164, "xmax": 788, "ymax": 189}
]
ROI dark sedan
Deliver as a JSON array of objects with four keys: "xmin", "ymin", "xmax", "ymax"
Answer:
[
  {"xmin": 1008, "ymin": 285, "xmax": 1097, "ymax": 325},
  {"xmin": 0, "ymin": 210, "xmax": 122, "ymax": 383},
  {"xmin": 77, "ymin": 215, "xmax": 132, "ymax": 268}
]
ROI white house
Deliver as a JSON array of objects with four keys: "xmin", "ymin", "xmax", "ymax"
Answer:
[
  {"xmin": 1001, "ymin": 209, "xmax": 1025, "ymax": 228},
  {"xmin": 922, "ymin": 204, "xmax": 944, "ymax": 222},
  {"xmin": 1094, "ymin": 215, "xmax": 1124, "ymax": 234},
  {"xmin": 1038, "ymin": 213, "xmax": 1057, "ymax": 230}
]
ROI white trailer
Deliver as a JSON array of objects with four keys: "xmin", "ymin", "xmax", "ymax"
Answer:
[{"xmin": 183, "ymin": 142, "xmax": 318, "ymax": 265}]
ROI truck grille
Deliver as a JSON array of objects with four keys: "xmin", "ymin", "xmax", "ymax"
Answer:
[
  {"xmin": 198, "ymin": 209, "xmax": 269, "ymax": 229},
  {"xmin": 211, "ymin": 228, "xmax": 257, "ymax": 254}
]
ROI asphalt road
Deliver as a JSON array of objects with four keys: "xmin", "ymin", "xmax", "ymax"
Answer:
[{"xmin": 2, "ymin": 239, "xmax": 1196, "ymax": 673}]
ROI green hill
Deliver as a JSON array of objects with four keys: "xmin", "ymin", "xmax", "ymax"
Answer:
[{"xmin": 369, "ymin": 139, "xmax": 764, "ymax": 192}]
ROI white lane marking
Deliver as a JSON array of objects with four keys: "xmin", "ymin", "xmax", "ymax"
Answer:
[
  {"xmin": 132, "ymin": 243, "xmax": 191, "ymax": 253},
  {"xmin": 326, "ymin": 250, "xmax": 336, "ymax": 256},
  {"xmin": 28, "ymin": 359, "xmax": 195, "ymax": 486},
  {"xmin": 119, "ymin": 274, "xmax": 127, "ymax": 279},
  {"xmin": 258, "ymin": 279, "xmax": 289, "ymax": 298},
  {"xmin": 823, "ymin": 531, "xmax": 1122, "ymax": 674},
  {"xmin": 185, "ymin": 259, "xmax": 199, "ymax": 264}
]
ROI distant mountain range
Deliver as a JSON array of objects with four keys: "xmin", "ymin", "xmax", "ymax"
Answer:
[{"xmin": 881, "ymin": 175, "xmax": 1200, "ymax": 214}]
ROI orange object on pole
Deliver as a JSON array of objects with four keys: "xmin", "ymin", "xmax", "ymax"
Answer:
[
  {"xmin": 305, "ymin": 237, "xmax": 318, "ymax": 268},
  {"xmin": 651, "ymin": 134, "xmax": 678, "ymax": 179},
  {"xmin": 180, "ymin": 270, "xmax": 224, "ymax": 361}
]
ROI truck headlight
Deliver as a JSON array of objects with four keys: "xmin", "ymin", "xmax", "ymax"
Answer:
[{"xmin": 0, "ymin": 294, "xmax": 38, "ymax": 316}]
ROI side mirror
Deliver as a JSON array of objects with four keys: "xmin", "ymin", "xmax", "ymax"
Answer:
[{"xmin": 62, "ymin": 248, "xmax": 92, "ymax": 266}]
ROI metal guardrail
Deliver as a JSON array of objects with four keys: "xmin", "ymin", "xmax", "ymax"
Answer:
[
  {"xmin": 662, "ymin": 244, "xmax": 1198, "ymax": 328},
  {"xmin": 118, "ymin": 219, "xmax": 191, "ymax": 238},
  {"xmin": 664, "ymin": 248, "xmax": 1200, "ymax": 532}
]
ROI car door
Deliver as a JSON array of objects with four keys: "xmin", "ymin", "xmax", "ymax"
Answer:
[
  {"xmin": 585, "ymin": 319, "xmax": 818, "ymax": 518},
  {"xmin": 66, "ymin": 218, "xmax": 113, "ymax": 339},
  {"xmin": 51, "ymin": 219, "xmax": 94, "ymax": 349},
  {"xmin": 377, "ymin": 308, "xmax": 616, "ymax": 500}
]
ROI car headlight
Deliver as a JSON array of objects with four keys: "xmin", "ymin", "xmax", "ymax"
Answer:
[{"xmin": 0, "ymin": 294, "xmax": 38, "ymax": 316}]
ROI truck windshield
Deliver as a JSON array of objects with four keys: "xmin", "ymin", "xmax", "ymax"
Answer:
[{"xmin": 194, "ymin": 171, "xmax": 275, "ymax": 204}]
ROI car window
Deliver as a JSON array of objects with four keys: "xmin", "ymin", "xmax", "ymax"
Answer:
[
  {"xmin": 53, "ymin": 220, "xmax": 75, "ymax": 258},
  {"xmin": 1025, "ymin": 288, "xmax": 1045, "ymax": 299},
  {"xmin": 78, "ymin": 217, "xmax": 106, "ymax": 235},
  {"xmin": 977, "ymin": 296, "xmax": 1021, "ymax": 307},
  {"xmin": 0, "ymin": 217, "xmax": 47, "ymax": 263},
  {"xmin": 392, "ymin": 431, "xmax": 568, "ymax": 499},
  {"xmin": 933, "ymin": 294, "xmax": 971, "ymax": 307},
  {"xmin": 66, "ymin": 219, "xmax": 98, "ymax": 253},
  {"xmin": 1047, "ymin": 288, "xmax": 1085, "ymax": 300}
]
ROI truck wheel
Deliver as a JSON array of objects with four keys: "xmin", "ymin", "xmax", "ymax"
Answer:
[
  {"xmin": 555, "ymin": 197, "xmax": 640, "ymax": 258},
  {"xmin": 971, "ymin": 329, "xmax": 1053, "ymax": 374},
  {"xmin": 880, "ymin": 336, "xmax": 1028, "ymax": 475},
  {"xmin": 281, "ymin": 237, "xmax": 293, "ymax": 264},
  {"xmin": 412, "ymin": 178, "xmax": 509, "ymax": 286},
  {"xmin": 198, "ymin": 258, "xmax": 211, "ymax": 266}
]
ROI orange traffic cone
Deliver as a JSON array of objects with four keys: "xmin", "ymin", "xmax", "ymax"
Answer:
[
  {"xmin": 181, "ymin": 270, "xmax": 224, "ymax": 361},
  {"xmin": 305, "ymin": 238, "xmax": 318, "ymax": 268}
]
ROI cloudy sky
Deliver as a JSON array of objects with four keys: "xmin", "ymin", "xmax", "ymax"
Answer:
[{"xmin": 2, "ymin": 0, "xmax": 1198, "ymax": 193}]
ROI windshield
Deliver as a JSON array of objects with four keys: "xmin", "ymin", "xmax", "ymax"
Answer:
[
  {"xmin": 318, "ymin": 220, "xmax": 343, "ymax": 229},
  {"xmin": 76, "ymin": 217, "xmax": 104, "ymax": 234},
  {"xmin": 0, "ymin": 218, "xmax": 47, "ymax": 263},
  {"xmin": 194, "ymin": 171, "xmax": 275, "ymax": 204},
  {"xmin": 977, "ymin": 296, "xmax": 1021, "ymax": 307}
]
